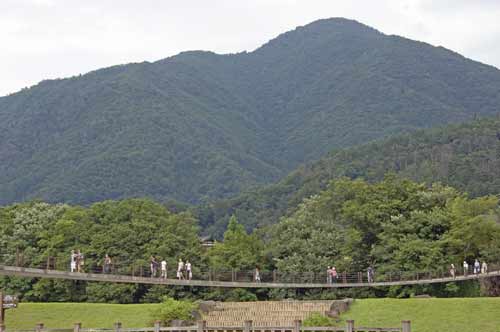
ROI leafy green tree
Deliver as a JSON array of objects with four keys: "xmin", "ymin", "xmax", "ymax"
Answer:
[{"xmin": 207, "ymin": 215, "xmax": 264, "ymax": 270}]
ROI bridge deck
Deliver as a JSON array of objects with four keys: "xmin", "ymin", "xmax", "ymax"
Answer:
[{"xmin": 0, "ymin": 265, "xmax": 498, "ymax": 288}]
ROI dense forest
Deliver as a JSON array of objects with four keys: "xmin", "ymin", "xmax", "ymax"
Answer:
[
  {"xmin": 196, "ymin": 117, "xmax": 500, "ymax": 237},
  {"xmin": 1, "ymin": 177, "xmax": 499, "ymax": 302},
  {"xmin": 2, "ymin": 18, "xmax": 500, "ymax": 205}
]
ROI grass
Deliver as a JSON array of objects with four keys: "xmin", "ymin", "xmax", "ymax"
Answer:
[
  {"xmin": 4, "ymin": 298, "xmax": 500, "ymax": 331},
  {"xmin": 4, "ymin": 303, "xmax": 160, "ymax": 329},
  {"xmin": 340, "ymin": 297, "xmax": 500, "ymax": 332}
]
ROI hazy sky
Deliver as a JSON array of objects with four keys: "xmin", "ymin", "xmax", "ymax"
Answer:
[{"xmin": 1, "ymin": 0, "xmax": 500, "ymax": 96}]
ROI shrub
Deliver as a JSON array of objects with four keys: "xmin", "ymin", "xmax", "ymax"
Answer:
[
  {"xmin": 302, "ymin": 312, "xmax": 337, "ymax": 327},
  {"xmin": 150, "ymin": 297, "xmax": 197, "ymax": 326}
]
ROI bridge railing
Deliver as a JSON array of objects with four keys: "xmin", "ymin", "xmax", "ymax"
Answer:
[
  {"xmin": 4, "ymin": 320, "xmax": 411, "ymax": 332},
  {"xmin": 0, "ymin": 253, "xmax": 497, "ymax": 286}
]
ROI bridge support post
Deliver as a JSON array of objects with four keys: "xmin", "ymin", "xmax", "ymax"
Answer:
[
  {"xmin": 35, "ymin": 323, "xmax": 44, "ymax": 332},
  {"xmin": 402, "ymin": 320, "xmax": 411, "ymax": 332},
  {"xmin": 244, "ymin": 320, "xmax": 253, "ymax": 332},
  {"xmin": 293, "ymin": 319, "xmax": 301, "ymax": 332},
  {"xmin": 346, "ymin": 320, "xmax": 354, "ymax": 332},
  {"xmin": 154, "ymin": 320, "xmax": 161, "ymax": 332},
  {"xmin": 197, "ymin": 320, "xmax": 206, "ymax": 332},
  {"xmin": 73, "ymin": 323, "xmax": 81, "ymax": 332},
  {"xmin": 114, "ymin": 322, "xmax": 122, "ymax": 332}
]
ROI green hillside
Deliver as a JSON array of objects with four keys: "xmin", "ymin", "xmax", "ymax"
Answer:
[
  {"xmin": 197, "ymin": 117, "xmax": 500, "ymax": 236},
  {"xmin": 2, "ymin": 18, "xmax": 500, "ymax": 205}
]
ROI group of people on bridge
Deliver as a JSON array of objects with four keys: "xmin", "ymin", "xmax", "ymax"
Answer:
[
  {"xmin": 70, "ymin": 250, "xmax": 85, "ymax": 273},
  {"xmin": 326, "ymin": 266, "xmax": 375, "ymax": 284},
  {"xmin": 450, "ymin": 259, "xmax": 488, "ymax": 279},
  {"xmin": 149, "ymin": 257, "xmax": 193, "ymax": 280},
  {"xmin": 67, "ymin": 250, "xmax": 491, "ymax": 284},
  {"xmin": 68, "ymin": 251, "xmax": 195, "ymax": 280}
]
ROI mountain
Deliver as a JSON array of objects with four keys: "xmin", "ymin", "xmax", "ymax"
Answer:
[
  {"xmin": 197, "ymin": 117, "xmax": 500, "ymax": 237},
  {"xmin": 2, "ymin": 18, "xmax": 500, "ymax": 205}
]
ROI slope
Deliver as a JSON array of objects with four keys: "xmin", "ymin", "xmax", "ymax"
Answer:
[
  {"xmin": 197, "ymin": 116, "xmax": 500, "ymax": 236},
  {"xmin": 2, "ymin": 18, "xmax": 500, "ymax": 205}
]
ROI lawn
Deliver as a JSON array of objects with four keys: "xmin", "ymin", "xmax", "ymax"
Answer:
[
  {"xmin": 4, "ymin": 302, "xmax": 161, "ymax": 329},
  {"xmin": 4, "ymin": 298, "xmax": 500, "ymax": 331},
  {"xmin": 340, "ymin": 297, "xmax": 500, "ymax": 332}
]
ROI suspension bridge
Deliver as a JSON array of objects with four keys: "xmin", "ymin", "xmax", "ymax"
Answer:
[{"xmin": 0, "ymin": 262, "xmax": 498, "ymax": 288}]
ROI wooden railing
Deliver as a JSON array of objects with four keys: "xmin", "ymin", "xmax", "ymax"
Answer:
[{"xmin": 4, "ymin": 320, "xmax": 411, "ymax": 332}]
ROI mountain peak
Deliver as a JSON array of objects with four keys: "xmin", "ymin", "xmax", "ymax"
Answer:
[
  {"xmin": 254, "ymin": 17, "xmax": 381, "ymax": 54},
  {"xmin": 1, "ymin": 19, "xmax": 500, "ymax": 206}
]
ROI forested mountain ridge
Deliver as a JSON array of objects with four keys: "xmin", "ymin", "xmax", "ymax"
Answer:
[
  {"xmin": 198, "ymin": 117, "xmax": 500, "ymax": 237},
  {"xmin": 2, "ymin": 18, "xmax": 500, "ymax": 205}
]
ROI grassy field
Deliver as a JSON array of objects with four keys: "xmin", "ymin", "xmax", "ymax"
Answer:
[
  {"xmin": 340, "ymin": 297, "xmax": 500, "ymax": 332},
  {"xmin": 4, "ymin": 298, "xmax": 500, "ymax": 331},
  {"xmin": 4, "ymin": 303, "xmax": 161, "ymax": 329}
]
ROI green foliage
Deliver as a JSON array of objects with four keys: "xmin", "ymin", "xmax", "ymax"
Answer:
[
  {"xmin": 207, "ymin": 215, "xmax": 264, "ymax": 270},
  {"xmin": 0, "ymin": 198, "xmax": 203, "ymax": 303},
  {"xmin": 268, "ymin": 177, "xmax": 500, "ymax": 296},
  {"xmin": 1, "ymin": 178, "xmax": 500, "ymax": 301},
  {"xmin": 150, "ymin": 297, "xmax": 197, "ymax": 326},
  {"xmin": 198, "ymin": 117, "xmax": 500, "ymax": 238},
  {"xmin": 2, "ymin": 19, "xmax": 500, "ymax": 207},
  {"xmin": 303, "ymin": 313, "xmax": 337, "ymax": 327}
]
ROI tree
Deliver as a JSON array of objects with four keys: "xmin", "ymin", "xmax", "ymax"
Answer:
[{"xmin": 207, "ymin": 215, "xmax": 264, "ymax": 270}]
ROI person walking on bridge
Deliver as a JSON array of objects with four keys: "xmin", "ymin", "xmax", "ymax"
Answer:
[
  {"xmin": 161, "ymin": 259, "xmax": 167, "ymax": 279},
  {"xmin": 474, "ymin": 259, "xmax": 480, "ymax": 275},
  {"xmin": 103, "ymin": 254, "xmax": 112, "ymax": 274},
  {"xmin": 77, "ymin": 250, "xmax": 84, "ymax": 272},
  {"xmin": 481, "ymin": 261, "xmax": 488, "ymax": 274},
  {"xmin": 254, "ymin": 267, "xmax": 261, "ymax": 282},
  {"xmin": 367, "ymin": 266, "xmax": 374, "ymax": 283},
  {"xmin": 463, "ymin": 260, "xmax": 469, "ymax": 276},
  {"xmin": 70, "ymin": 250, "xmax": 77, "ymax": 272},
  {"xmin": 450, "ymin": 263, "xmax": 456, "ymax": 279},
  {"xmin": 331, "ymin": 267, "xmax": 337, "ymax": 283},
  {"xmin": 177, "ymin": 259, "xmax": 184, "ymax": 280},
  {"xmin": 326, "ymin": 266, "xmax": 332, "ymax": 284},
  {"xmin": 150, "ymin": 256, "xmax": 158, "ymax": 278},
  {"xmin": 186, "ymin": 260, "xmax": 192, "ymax": 280}
]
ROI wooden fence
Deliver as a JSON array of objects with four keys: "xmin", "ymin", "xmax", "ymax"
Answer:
[{"xmin": 4, "ymin": 320, "xmax": 411, "ymax": 332}]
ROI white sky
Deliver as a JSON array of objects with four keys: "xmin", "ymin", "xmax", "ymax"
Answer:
[{"xmin": 1, "ymin": 0, "xmax": 500, "ymax": 97}]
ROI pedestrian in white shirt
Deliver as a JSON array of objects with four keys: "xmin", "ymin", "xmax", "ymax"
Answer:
[
  {"xmin": 161, "ymin": 259, "xmax": 167, "ymax": 279},
  {"xmin": 177, "ymin": 259, "xmax": 184, "ymax": 280},
  {"xmin": 70, "ymin": 250, "xmax": 77, "ymax": 272},
  {"xmin": 186, "ymin": 261, "xmax": 192, "ymax": 280},
  {"xmin": 481, "ymin": 261, "xmax": 488, "ymax": 274}
]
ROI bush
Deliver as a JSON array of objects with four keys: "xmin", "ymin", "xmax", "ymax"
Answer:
[
  {"xmin": 302, "ymin": 313, "xmax": 337, "ymax": 327},
  {"xmin": 150, "ymin": 297, "xmax": 197, "ymax": 326}
]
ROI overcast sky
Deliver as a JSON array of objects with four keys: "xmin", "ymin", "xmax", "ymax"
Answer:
[{"xmin": 1, "ymin": 0, "xmax": 500, "ymax": 97}]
